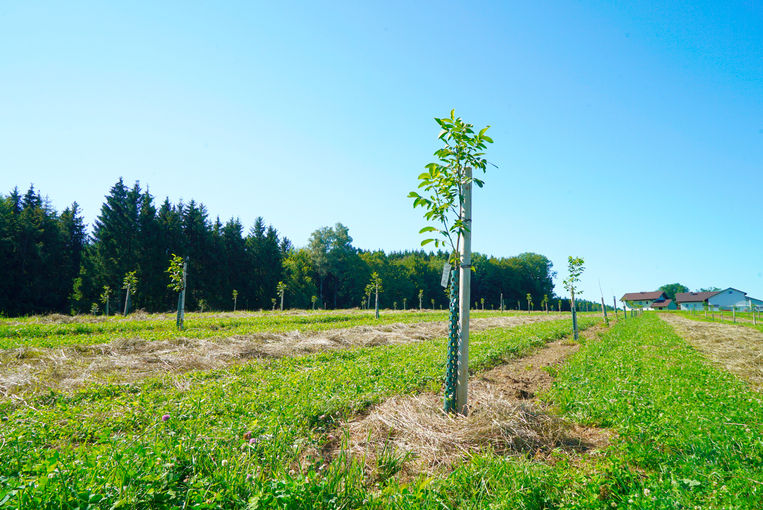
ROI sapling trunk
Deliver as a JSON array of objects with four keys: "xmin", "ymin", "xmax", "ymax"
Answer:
[
  {"xmin": 280, "ymin": 293, "xmax": 284, "ymax": 311},
  {"xmin": 374, "ymin": 285, "xmax": 379, "ymax": 319}
]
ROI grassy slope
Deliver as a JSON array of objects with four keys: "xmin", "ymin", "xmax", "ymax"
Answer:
[
  {"xmin": 0, "ymin": 310, "xmax": 525, "ymax": 349},
  {"xmin": 0, "ymin": 317, "xmax": 596, "ymax": 509},
  {"xmin": 392, "ymin": 314, "xmax": 761, "ymax": 509}
]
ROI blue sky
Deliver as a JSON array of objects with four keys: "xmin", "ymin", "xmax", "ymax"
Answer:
[{"xmin": 1, "ymin": 1, "xmax": 762, "ymax": 301}]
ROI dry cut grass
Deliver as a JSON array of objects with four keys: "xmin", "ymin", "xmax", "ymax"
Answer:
[
  {"xmin": 331, "ymin": 329, "xmax": 612, "ymax": 479},
  {"xmin": 0, "ymin": 315, "xmax": 556, "ymax": 398},
  {"xmin": 660, "ymin": 314, "xmax": 763, "ymax": 391}
]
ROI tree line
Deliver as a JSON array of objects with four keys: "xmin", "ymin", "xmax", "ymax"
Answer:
[{"xmin": 1, "ymin": 179, "xmax": 571, "ymax": 316}]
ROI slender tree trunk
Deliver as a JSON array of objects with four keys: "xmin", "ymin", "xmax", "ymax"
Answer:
[
  {"xmin": 500, "ymin": 292, "xmax": 503, "ymax": 312},
  {"xmin": 280, "ymin": 293, "xmax": 284, "ymax": 311},
  {"xmin": 374, "ymin": 285, "xmax": 379, "ymax": 319},
  {"xmin": 105, "ymin": 298, "xmax": 109, "ymax": 317}
]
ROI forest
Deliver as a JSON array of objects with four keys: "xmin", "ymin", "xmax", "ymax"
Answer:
[{"xmin": 0, "ymin": 179, "xmax": 570, "ymax": 316}]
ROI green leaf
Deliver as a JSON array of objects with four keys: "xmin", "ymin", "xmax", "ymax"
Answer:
[
  {"xmin": 421, "ymin": 239, "xmax": 435, "ymax": 246},
  {"xmin": 418, "ymin": 226, "xmax": 437, "ymax": 233}
]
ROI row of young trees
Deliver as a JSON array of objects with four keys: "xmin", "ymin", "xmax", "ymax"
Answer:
[{"xmin": 1, "ymin": 179, "xmax": 565, "ymax": 316}]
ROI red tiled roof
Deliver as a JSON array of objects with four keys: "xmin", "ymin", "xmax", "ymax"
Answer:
[
  {"xmin": 652, "ymin": 299, "xmax": 673, "ymax": 308},
  {"xmin": 675, "ymin": 291, "xmax": 719, "ymax": 303},
  {"xmin": 621, "ymin": 291, "xmax": 665, "ymax": 301}
]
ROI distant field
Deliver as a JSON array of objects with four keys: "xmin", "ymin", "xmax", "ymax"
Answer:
[{"xmin": 0, "ymin": 309, "xmax": 548, "ymax": 350}]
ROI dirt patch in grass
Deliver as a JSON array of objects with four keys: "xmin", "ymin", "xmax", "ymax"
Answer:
[
  {"xmin": 327, "ymin": 326, "xmax": 611, "ymax": 479},
  {"xmin": 660, "ymin": 314, "xmax": 763, "ymax": 391},
  {"xmin": 0, "ymin": 315, "xmax": 556, "ymax": 398}
]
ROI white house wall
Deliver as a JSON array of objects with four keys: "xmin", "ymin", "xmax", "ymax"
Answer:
[{"xmin": 708, "ymin": 289, "xmax": 748, "ymax": 311}]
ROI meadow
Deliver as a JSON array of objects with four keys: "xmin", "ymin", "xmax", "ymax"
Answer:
[{"xmin": 0, "ymin": 311, "xmax": 760, "ymax": 508}]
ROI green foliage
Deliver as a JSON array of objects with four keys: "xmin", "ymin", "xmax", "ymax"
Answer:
[
  {"xmin": 368, "ymin": 272, "xmax": 383, "ymax": 294},
  {"xmin": 409, "ymin": 110, "xmax": 493, "ymax": 261},
  {"xmin": 122, "ymin": 270, "xmax": 138, "ymax": 295},
  {"xmin": 99, "ymin": 285, "xmax": 112, "ymax": 305},
  {"xmin": 658, "ymin": 282, "xmax": 689, "ymax": 301},
  {"xmin": 166, "ymin": 254, "xmax": 185, "ymax": 292},
  {"xmin": 562, "ymin": 256, "xmax": 584, "ymax": 296}
]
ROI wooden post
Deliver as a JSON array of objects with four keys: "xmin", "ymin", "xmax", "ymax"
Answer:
[
  {"xmin": 177, "ymin": 258, "xmax": 187, "ymax": 330},
  {"xmin": 375, "ymin": 283, "xmax": 380, "ymax": 319},
  {"xmin": 732, "ymin": 307, "xmax": 736, "ymax": 323},
  {"xmin": 613, "ymin": 296, "xmax": 618, "ymax": 319},
  {"xmin": 500, "ymin": 292, "xmax": 503, "ymax": 312},
  {"xmin": 456, "ymin": 167, "xmax": 472, "ymax": 415},
  {"xmin": 601, "ymin": 296, "xmax": 608, "ymax": 325},
  {"xmin": 571, "ymin": 289, "xmax": 579, "ymax": 340},
  {"xmin": 123, "ymin": 285, "xmax": 130, "ymax": 316}
]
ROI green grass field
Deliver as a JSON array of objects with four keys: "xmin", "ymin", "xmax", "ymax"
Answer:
[
  {"xmin": 1, "ymin": 312, "xmax": 760, "ymax": 508},
  {"xmin": 670, "ymin": 309, "xmax": 763, "ymax": 333}
]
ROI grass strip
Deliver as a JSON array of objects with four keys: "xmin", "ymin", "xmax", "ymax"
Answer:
[{"xmin": 386, "ymin": 314, "xmax": 762, "ymax": 509}]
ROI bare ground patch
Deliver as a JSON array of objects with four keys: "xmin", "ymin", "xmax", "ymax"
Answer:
[
  {"xmin": 0, "ymin": 315, "xmax": 556, "ymax": 398},
  {"xmin": 325, "ymin": 326, "xmax": 611, "ymax": 479},
  {"xmin": 660, "ymin": 314, "xmax": 763, "ymax": 391}
]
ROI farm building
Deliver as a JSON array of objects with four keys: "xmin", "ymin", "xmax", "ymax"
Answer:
[
  {"xmin": 708, "ymin": 288, "xmax": 763, "ymax": 311},
  {"xmin": 620, "ymin": 291, "xmax": 669, "ymax": 310},
  {"xmin": 675, "ymin": 291, "xmax": 718, "ymax": 311},
  {"xmin": 676, "ymin": 288, "xmax": 763, "ymax": 311},
  {"xmin": 651, "ymin": 299, "xmax": 677, "ymax": 310}
]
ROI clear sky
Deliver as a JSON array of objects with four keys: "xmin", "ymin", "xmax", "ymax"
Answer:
[{"xmin": 1, "ymin": 1, "xmax": 762, "ymax": 301}]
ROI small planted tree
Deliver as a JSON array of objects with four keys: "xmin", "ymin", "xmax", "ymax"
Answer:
[
  {"xmin": 403, "ymin": 297, "xmax": 407, "ymax": 310},
  {"xmin": 542, "ymin": 294, "xmax": 549, "ymax": 314},
  {"xmin": 563, "ymin": 256, "xmax": 585, "ymax": 341},
  {"xmin": 100, "ymin": 285, "xmax": 112, "ymax": 316},
  {"xmin": 167, "ymin": 254, "xmax": 187, "ymax": 330},
  {"xmin": 90, "ymin": 302, "xmax": 99, "ymax": 316},
  {"xmin": 368, "ymin": 272, "xmax": 383, "ymax": 319},
  {"xmin": 277, "ymin": 281, "xmax": 287, "ymax": 311},
  {"xmin": 558, "ymin": 299, "xmax": 562, "ymax": 312},
  {"xmin": 418, "ymin": 289, "xmax": 424, "ymax": 310},
  {"xmin": 311, "ymin": 295, "xmax": 318, "ymax": 311},
  {"xmin": 526, "ymin": 293, "xmax": 533, "ymax": 315},
  {"xmin": 198, "ymin": 298, "xmax": 207, "ymax": 313},
  {"xmin": 431, "ymin": 298, "xmax": 436, "ymax": 309},
  {"xmin": 232, "ymin": 289, "xmax": 238, "ymax": 312},
  {"xmin": 364, "ymin": 284, "xmax": 374, "ymax": 310},
  {"xmin": 409, "ymin": 109, "xmax": 493, "ymax": 414},
  {"xmin": 480, "ymin": 297, "xmax": 485, "ymax": 310},
  {"xmin": 122, "ymin": 271, "xmax": 138, "ymax": 316}
]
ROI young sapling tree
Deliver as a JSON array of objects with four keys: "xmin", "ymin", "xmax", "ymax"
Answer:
[
  {"xmin": 368, "ymin": 272, "xmax": 383, "ymax": 319},
  {"xmin": 563, "ymin": 256, "xmax": 585, "ymax": 341},
  {"xmin": 271, "ymin": 298, "xmax": 276, "ymax": 311},
  {"xmin": 526, "ymin": 293, "xmax": 533, "ymax": 315},
  {"xmin": 480, "ymin": 297, "xmax": 485, "ymax": 310},
  {"xmin": 418, "ymin": 289, "xmax": 424, "ymax": 310},
  {"xmin": 311, "ymin": 295, "xmax": 318, "ymax": 311},
  {"xmin": 232, "ymin": 289, "xmax": 238, "ymax": 311},
  {"xmin": 403, "ymin": 297, "xmax": 407, "ymax": 310},
  {"xmin": 122, "ymin": 271, "xmax": 138, "ymax": 316},
  {"xmin": 542, "ymin": 294, "xmax": 549, "ymax": 314},
  {"xmin": 167, "ymin": 254, "xmax": 187, "ymax": 330},
  {"xmin": 409, "ymin": 109, "xmax": 493, "ymax": 414},
  {"xmin": 277, "ymin": 281, "xmax": 287, "ymax": 311},
  {"xmin": 90, "ymin": 303, "xmax": 99, "ymax": 316},
  {"xmin": 100, "ymin": 285, "xmax": 112, "ymax": 316}
]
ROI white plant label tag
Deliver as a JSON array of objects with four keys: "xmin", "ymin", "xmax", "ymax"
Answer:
[{"xmin": 441, "ymin": 263, "xmax": 451, "ymax": 288}]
